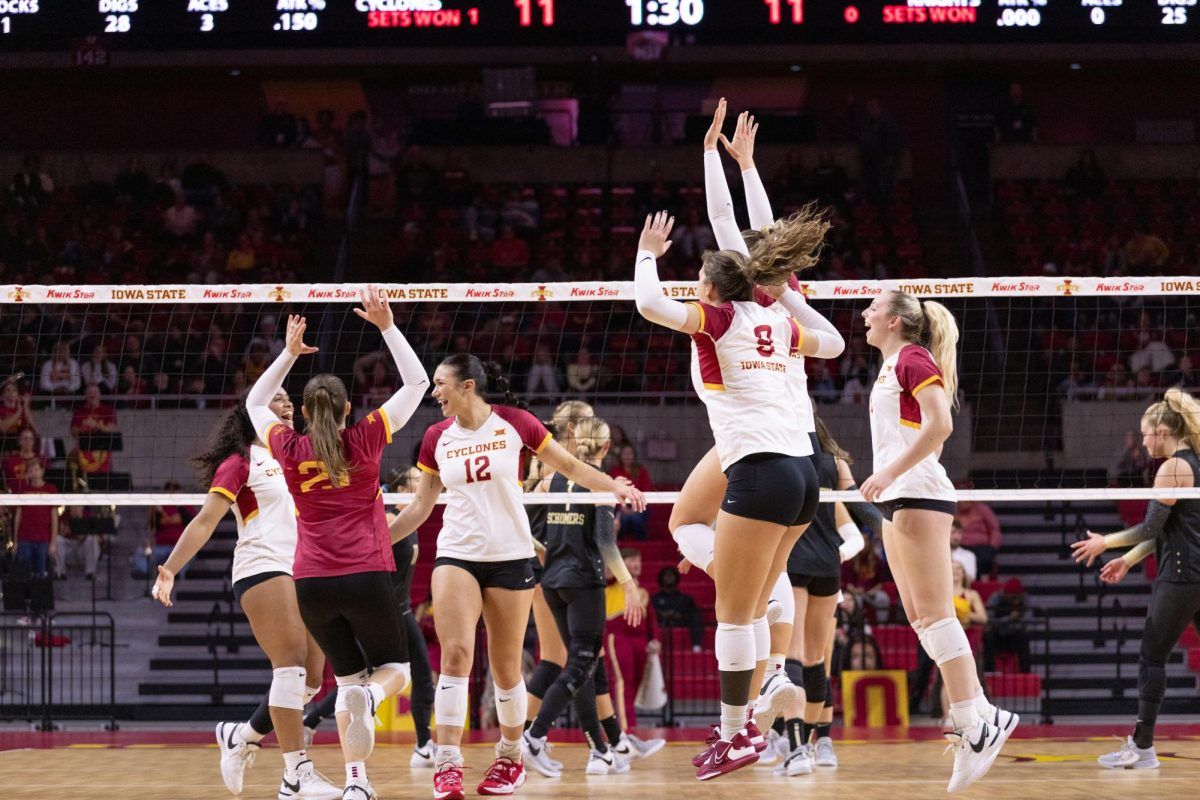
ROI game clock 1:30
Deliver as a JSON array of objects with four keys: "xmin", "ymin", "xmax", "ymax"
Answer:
[{"xmin": 625, "ymin": 0, "xmax": 704, "ymax": 27}]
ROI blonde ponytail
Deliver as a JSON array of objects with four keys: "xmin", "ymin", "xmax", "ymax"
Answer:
[
  {"xmin": 921, "ymin": 300, "xmax": 960, "ymax": 411},
  {"xmin": 1144, "ymin": 387, "xmax": 1200, "ymax": 451},
  {"xmin": 571, "ymin": 416, "xmax": 611, "ymax": 463},
  {"xmin": 303, "ymin": 374, "xmax": 351, "ymax": 488}
]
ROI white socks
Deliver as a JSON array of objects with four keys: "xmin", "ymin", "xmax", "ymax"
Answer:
[
  {"xmin": 346, "ymin": 761, "xmax": 367, "ymax": 784},
  {"xmin": 949, "ymin": 698, "xmax": 980, "ymax": 732},
  {"xmin": 720, "ymin": 702, "xmax": 747, "ymax": 742},
  {"xmin": 239, "ymin": 722, "xmax": 265, "ymax": 745}
]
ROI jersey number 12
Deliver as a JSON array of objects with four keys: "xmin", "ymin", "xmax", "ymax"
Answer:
[{"xmin": 464, "ymin": 455, "xmax": 492, "ymax": 484}]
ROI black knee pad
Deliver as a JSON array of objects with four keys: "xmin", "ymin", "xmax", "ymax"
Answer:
[
  {"xmin": 802, "ymin": 662, "xmax": 827, "ymax": 704},
  {"xmin": 1138, "ymin": 658, "xmax": 1166, "ymax": 705},
  {"xmin": 528, "ymin": 660, "xmax": 563, "ymax": 699},
  {"xmin": 823, "ymin": 674, "xmax": 833, "ymax": 709},
  {"xmin": 785, "ymin": 658, "xmax": 805, "ymax": 688},
  {"xmin": 561, "ymin": 637, "xmax": 603, "ymax": 695}
]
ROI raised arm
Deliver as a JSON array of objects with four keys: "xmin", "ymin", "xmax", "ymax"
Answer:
[
  {"xmin": 246, "ymin": 314, "xmax": 315, "ymax": 441},
  {"xmin": 721, "ymin": 110, "xmax": 773, "ymax": 230},
  {"xmin": 762, "ymin": 284, "xmax": 845, "ymax": 359},
  {"xmin": 634, "ymin": 212, "xmax": 703, "ymax": 334},
  {"xmin": 703, "ymin": 100, "xmax": 749, "ymax": 255},
  {"xmin": 353, "ymin": 286, "xmax": 429, "ymax": 431}
]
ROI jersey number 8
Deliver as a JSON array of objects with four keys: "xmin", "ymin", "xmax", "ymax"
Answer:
[
  {"xmin": 754, "ymin": 325, "xmax": 775, "ymax": 357},
  {"xmin": 464, "ymin": 455, "xmax": 492, "ymax": 484}
]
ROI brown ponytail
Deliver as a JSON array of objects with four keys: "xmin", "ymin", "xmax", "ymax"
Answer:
[
  {"xmin": 743, "ymin": 202, "xmax": 830, "ymax": 286},
  {"xmin": 1144, "ymin": 387, "xmax": 1200, "ymax": 451},
  {"xmin": 813, "ymin": 414, "xmax": 852, "ymax": 465},
  {"xmin": 303, "ymin": 374, "xmax": 351, "ymax": 487}
]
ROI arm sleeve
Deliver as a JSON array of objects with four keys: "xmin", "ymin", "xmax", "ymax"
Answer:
[
  {"xmin": 704, "ymin": 150, "xmax": 748, "ymax": 255},
  {"xmin": 595, "ymin": 506, "xmax": 632, "ymax": 584},
  {"xmin": 775, "ymin": 288, "xmax": 845, "ymax": 359},
  {"xmin": 1104, "ymin": 500, "xmax": 1172, "ymax": 548},
  {"xmin": 1123, "ymin": 539, "xmax": 1156, "ymax": 567},
  {"xmin": 845, "ymin": 491, "xmax": 885, "ymax": 535},
  {"xmin": 245, "ymin": 349, "xmax": 298, "ymax": 441},
  {"xmin": 634, "ymin": 249, "xmax": 690, "ymax": 331},
  {"xmin": 378, "ymin": 325, "xmax": 429, "ymax": 433},
  {"xmin": 741, "ymin": 167, "xmax": 773, "ymax": 230},
  {"xmin": 838, "ymin": 521, "xmax": 866, "ymax": 563}
]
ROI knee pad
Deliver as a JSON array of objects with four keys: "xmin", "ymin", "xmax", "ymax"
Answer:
[
  {"xmin": 753, "ymin": 616, "xmax": 770, "ymax": 662},
  {"xmin": 378, "ymin": 661, "xmax": 412, "ymax": 693},
  {"xmin": 304, "ymin": 684, "xmax": 320, "ymax": 705},
  {"xmin": 494, "ymin": 681, "xmax": 528, "ymax": 729},
  {"xmin": 784, "ymin": 658, "xmax": 805, "ymax": 688},
  {"xmin": 672, "ymin": 523, "xmax": 715, "ymax": 573},
  {"xmin": 335, "ymin": 668, "xmax": 371, "ymax": 688},
  {"xmin": 562, "ymin": 637, "xmax": 603, "ymax": 695},
  {"xmin": 715, "ymin": 622, "xmax": 756, "ymax": 672},
  {"xmin": 769, "ymin": 573, "xmax": 794, "ymax": 623},
  {"xmin": 802, "ymin": 663, "xmax": 827, "ymax": 705},
  {"xmin": 269, "ymin": 666, "xmax": 307, "ymax": 711},
  {"xmin": 434, "ymin": 674, "xmax": 469, "ymax": 728},
  {"xmin": 921, "ymin": 618, "xmax": 973, "ymax": 666},
  {"xmin": 528, "ymin": 660, "xmax": 563, "ymax": 699},
  {"xmin": 593, "ymin": 654, "xmax": 611, "ymax": 695},
  {"xmin": 1138, "ymin": 658, "xmax": 1167, "ymax": 705}
]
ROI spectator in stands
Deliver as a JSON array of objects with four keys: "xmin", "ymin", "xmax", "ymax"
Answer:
[
  {"xmin": 1133, "ymin": 367, "xmax": 1160, "ymax": 395},
  {"xmin": 994, "ymin": 81, "xmax": 1037, "ymax": 143},
  {"xmin": 651, "ymin": 565, "xmax": 704, "ymax": 652},
  {"xmin": 609, "ymin": 444, "xmax": 653, "ymax": 540},
  {"xmin": 188, "ymin": 231, "xmax": 225, "ymax": 282},
  {"xmin": 11, "ymin": 154, "xmax": 53, "ymax": 209},
  {"xmin": 984, "ymin": 578, "xmax": 1032, "ymax": 673},
  {"xmin": 501, "ymin": 188, "xmax": 540, "ymax": 235},
  {"xmin": 526, "ymin": 343, "xmax": 562, "ymax": 401},
  {"xmin": 0, "ymin": 381, "xmax": 34, "ymax": 439},
  {"xmin": 241, "ymin": 342, "xmax": 271, "ymax": 383},
  {"xmin": 1165, "ymin": 355, "xmax": 1198, "ymax": 389},
  {"xmin": 117, "ymin": 364, "xmax": 148, "ymax": 405},
  {"xmin": 811, "ymin": 363, "xmax": 840, "ymax": 404},
  {"xmin": 162, "ymin": 192, "xmax": 199, "ymax": 239},
  {"xmin": 955, "ymin": 492, "xmax": 1002, "ymax": 578},
  {"xmin": 566, "ymin": 347, "xmax": 599, "ymax": 396},
  {"xmin": 1096, "ymin": 362, "xmax": 1135, "ymax": 401},
  {"xmin": 840, "ymin": 353, "xmax": 875, "ymax": 405},
  {"xmin": 490, "ymin": 223, "xmax": 531, "ymax": 271},
  {"xmin": 1123, "ymin": 226, "xmax": 1170, "ymax": 272},
  {"xmin": 605, "ymin": 546, "xmax": 657, "ymax": 732},
  {"xmin": 259, "ymin": 99, "xmax": 299, "ymax": 148},
  {"xmin": 244, "ymin": 315, "xmax": 284, "ymax": 360},
  {"xmin": 225, "ymin": 231, "xmax": 256, "ymax": 274},
  {"xmin": 1128, "ymin": 332, "xmax": 1175, "ymax": 375},
  {"xmin": 1057, "ymin": 359, "xmax": 1094, "ymax": 399},
  {"xmin": 950, "ymin": 519, "xmax": 977, "ymax": 583},
  {"xmin": 40, "ymin": 342, "xmax": 81, "ymax": 396},
  {"xmin": 668, "ymin": 207, "xmax": 717, "ymax": 261},
  {"xmin": 81, "ymin": 343, "xmax": 118, "ymax": 394},
  {"xmin": 13, "ymin": 460, "xmax": 57, "ymax": 579},
  {"xmin": 1108, "ymin": 430, "xmax": 1152, "ymax": 488},
  {"xmin": 1064, "ymin": 149, "xmax": 1106, "ymax": 198},
  {"xmin": 132, "ymin": 482, "xmax": 194, "ymax": 579},
  {"xmin": 842, "ymin": 634, "xmax": 882, "ymax": 671},
  {"xmin": 841, "ymin": 539, "xmax": 893, "ymax": 623},
  {"xmin": 2, "ymin": 428, "xmax": 46, "ymax": 490},
  {"xmin": 57, "ymin": 505, "xmax": 102, "ymax": 581},
  {"xmin": 70, "ymin": 384, "xmax": 119, "ymax": 477}
]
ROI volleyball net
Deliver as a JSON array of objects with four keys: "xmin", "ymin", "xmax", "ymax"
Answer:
[{"xmin": 2, "ymin": 275, "xmax": 1199, "ymax": 507}]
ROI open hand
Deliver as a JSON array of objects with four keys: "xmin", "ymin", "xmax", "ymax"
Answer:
[
  {"xmin": 1100, "ymin": 558, "xmax": 1130, "ymax": 584},
  {"xmin": 703, "ymin": 97, "xmax": 727, "ymax": 152},
  {"xmin": 152, "ymin": 565, "xmax": 175, "ymax": 607},
  {"xmin": 285, "ymin": 315, "xmax": 319, "ymax": 357},
  {"xmin": 859, "ymin": 467, "xmax": 897, "ymax": 503},
  {"xmin": 638, "ymin": 211, "xmax": 674, "ymax": 259},
  {"xmin": 622, "ymin": 580, "xmax": 644, "ymax": 627},
  {"xmin": 720, "ymin": 110, "xmax": 759, "ymax": 170},
  {"xmin": 1070, "ymin": 531, "xmax": 1108, "ymax": 567},
  {"xmin": 353, "ymin": 284, "xmax": 394, "ymax": 331}
]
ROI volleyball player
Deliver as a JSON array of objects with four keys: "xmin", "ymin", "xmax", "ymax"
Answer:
[
  {"xmin": 246, "ymin": 289, "xmax": 427, "ymax": 800},
  {"xmin": 520, "ymin": 415, "xmax": 644, "ymax": 776},
  {"xmin": 387, "ymin": 356, "xmax": 645, "ymax": 799},
  {"xmin": 859, "ymin": 290, "xmax": 1015, "ymax": 792},
  {"xmin": 634, "ymin": 210, "xmax": 841, "ymax": 780},
  {"xmin": 1070, "ymin": 388, "xmax": 1200, "ymax": 770},
  {"xmin": 151, "ymin": 399, "xmax": 339, "ymax": 799}
]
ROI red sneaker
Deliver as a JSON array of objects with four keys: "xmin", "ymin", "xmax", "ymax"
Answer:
[
  {"xmin": 695, "ymin": 730, "xmax": 759, "ymax": 781},
  {"xmin": 433, "ymin": 763, "xmax": 465, "ymax": 800},
  {"xmin": 745, "ymin": 719, "xmax": 768, "ymax": 753},
  {"xmin": 692, "ymin": 726, "xmax": 720, "ymax": 767},
  {"xmin": 476, "ymin": 757, "xmax": 526, "ymax": 796}
]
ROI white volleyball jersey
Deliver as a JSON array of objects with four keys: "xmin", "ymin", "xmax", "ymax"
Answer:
[
  {"xmin": 760, "ymin": 294, "xmax": 816, "ymax": 435},
  {"xmin": 688, "ymin": 300, "xmax": 813, "ymax": 471},
  {"xmin": 418, "ymin": 405, "xmax": 551, "ymax": 563},
  {"xmin": 209, "ymin": 444, "xmax": 298, "ymax": 584},
  {"xmin": 868, "ymin": 344, "xmax": 957, "ymax": 503}
]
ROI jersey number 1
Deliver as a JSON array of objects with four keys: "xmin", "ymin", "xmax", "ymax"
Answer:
[{"xmin": 464, "ymin": 455, "xmax": 492, "ymax": 484}]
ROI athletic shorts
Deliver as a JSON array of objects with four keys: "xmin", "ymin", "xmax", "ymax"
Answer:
[
  {"xmin": 434, "ymin": 556, "xmax": 536, "ymax": 591},
  {"xmin": 787, "ymin": 573, "xmax": 841, "ymax": 597},
  {"xmin": 876, "ymin": 498, "xmax": 958, "ymax": 522},
  {"xmin": 294, "ymin": 570, "xmax": 406, "ymax": 676},
  {"xmin": 232, "ymin": 570, "xmax": 290, "ymax": 602},
  {"xmin": 721, "ymin": 452, "xmax": 819, "ymax": 527}
]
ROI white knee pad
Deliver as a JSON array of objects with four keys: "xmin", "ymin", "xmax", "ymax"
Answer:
[
  {"xmin": 752, "ymin": 616, "xmax": 770, "ymax": 662},
  {"xmin": 715, "ymin": 622, "xmax": 756, "ymax": 672},
  {"xmin": 378, "ymin": 661, "xmax": 412, "ymax": 693},
  {"xmin": 333, "ymin": 669, "xmax": 371, "ymax": 714},
  {"xmin": 672, "ymin": 523, "xmax": 715, "ymax": 574},
  {"xmin": 304, "ymin": 684, "xmax": 320, "ymax": 704},
  {"xmin": 922, "ymin": 618, "xmax": 973, "ymax": 665},
  {"xmin": 269, "ymin": 666, "xmax": 307, "ymax": 711},
  {"xmin": 493, "ymin": 681, "xmax": 528, "ymax": 729},
  {"xmin": 769, "ymin": 573, "xmax": 794, "ymax": 622},
  {"xmin": 435, "ymin": 674, "xmax": 470, "ymax": 729}
]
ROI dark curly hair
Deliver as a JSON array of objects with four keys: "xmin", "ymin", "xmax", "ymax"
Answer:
[{"xmin": 190, "ymin": 403, "xmax": 256, "ymax": 488}]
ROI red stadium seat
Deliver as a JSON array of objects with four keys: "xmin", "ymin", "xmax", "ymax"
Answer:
[
  {"xmin": 972, "ymin": 580, "xmax": 1002, "ymax": 604},
  {"xmin": 985, "ymin": 672, "xmax": 1041, "ymax": 699}
]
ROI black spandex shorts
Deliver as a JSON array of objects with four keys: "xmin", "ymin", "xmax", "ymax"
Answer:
[
  {"xmin": 787, "ymin": 573, "xmax": 841, "ymax": 597},
  {"xmin": 721, "ymin": 452, "xmax": 819, "ymax": 527},
  {"xmin": 876, "ymin": 498, "xmax": 958, "ymax": 523},
  {"xmin": 233, "ymin": 570, "xmax": 290, "ymax": 602},
  {"xmin": 294, "ymin": 570, "xmax": 407, "ymax": 677},
  {"xmin": 434, "ymin": 556, "xmax": 536, "ymax": 590}
]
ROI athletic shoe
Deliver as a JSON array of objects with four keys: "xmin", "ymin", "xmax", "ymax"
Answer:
[
  {"xmin": 945, "ymin": 719, "xmax": 1004, "ymax": 793},
  {"xmin": 813, "ymin": 736, "xmax": 838, "ymax": 768},
  {"xmin": 433, "ymin": 763, "xmax": 465, "ymax": 800},
  {"xmin": 745, "ymin": 719, "xmax": 768, "ymax": 753},
  {"xmin": 341, "ymin": 686, "xmax": 377, "ymax": 762},
  {"xmin": 766, "ymin": 598, "xmax": 784, "ymax": 626},
  {"xmin": 411, "ymin": 742, "xmax": 437, "ymax": 769},
  {"xmin": 341, "ymin": 780, "xmax": 377, "ymax": 800},
  {"xmin": 772, "ymin": 729, "xmax": 791, "ymax": 762},
  {"xmin": 542, "ymin": 739, "xmax": 564, "ymax": 771},
  {"xmin": 520, "ymin": 732, "xmax": 561, "ymax": 778},
  {"xmin": 753, "ymin": 672, "xmax": 798, "ymax": 731},
  {"xmin": 695, "ymin": 730, "xmax": 759, "ymax": 781},
  {"xmin": 585, "ymin": 749, "xmax": 630, "ymax": 775},
  {"xmin": 216, "ymin": 721, "xmax": 259, "ymax": 795},
  {"xmin": 992, "ymin": 706, "xmax": 1019, "ymax": 748},
  {"xmin": 303, "ymin": 725, "xmax": 317, "ymax": 750},
  {"xmin": 615, "ymin": 732, "xmax": 665, "ymax": 759},
  {"xmin": 758, "ymin": 729, "xmax": 782, "ymax": 766},
  {"xmin": 773, "ymin": 744, "xmax": 814, "ymax": 777},
  {"xmin": 692, "ymin": 727, "xmax": 721, "ymax": 766},
  {"xmin": 277, "ymin": 760, "xmax": 342, "ymax": 800},
  {"xmin": 476, "ymin": 757, "xmax": 526, "ymax": 796},
  {"xmin": 1098, "ymin": 736, "xmax": 1159, "ymax": 770}
]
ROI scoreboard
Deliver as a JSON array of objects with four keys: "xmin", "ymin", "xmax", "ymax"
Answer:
[{"xmin": 0, "ymin": 1, "xmax": 1194, "ymax": 50}]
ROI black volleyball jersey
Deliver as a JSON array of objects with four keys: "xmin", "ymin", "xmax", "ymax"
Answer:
[{"xmin": 541, "ymin": 472, "xmax": 607, "ymax": 590}]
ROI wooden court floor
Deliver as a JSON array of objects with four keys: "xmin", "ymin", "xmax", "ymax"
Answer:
[{"xmin": 2, "ymin": 733, "xmax": 1199, "ymax": 800}]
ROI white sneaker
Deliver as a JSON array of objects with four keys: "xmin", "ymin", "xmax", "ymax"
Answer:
[
  {"xmin": 991, "ymin": 706, "xmax": 1019, "ymax": 747},
  {"xmin": 773, "ymin": 730, "xmax": 791, "ymax": 762},
  {"xmin": 766, "ymin": 598, "xmax": 784, "ymax": 626},
  {"xmin": 814, "ymin": 736, "xmax": 838, "ymax": 767},
  {"xmin": 410, "ymin": 742, "xmax": 437, "ymax": 768},
  {"xmin": 774, "ymin": 744, "xmax": 813, "ymax": 776},
  {"xmin": 1098, "ymin": 736, "xmax": 1159, "ymax": 770},
  {"xmin": 216, "ymin": 721, "xmax": 259, "ymax": 795},
  {"xmin": 945, "ymin": 719, "xmax": 1004, "ymax": 793},
  {"xmin": 543, "ymin": 739, "xmax": 564, "ymax": 771},
  {"xmin": 614, "ymin": 732, "xmax": 665, "ymax": 759},
  {"xmin": 341, "ymin": 780, "xmax": 377, "ymax": 800},
  {"xmin": 302, "ymin": 725, "xmax": 317, "ymax": 751},
  {"xmin": 758, "ymin": 729, "xmax": 781, "ymax": 765},
  {"xmin": 521, "ymin": 732, "xmax": 562, "ymax": 778},
  {"xmin": 278, "ymin": 761, "xmax": 342, "ymax": 800},
  {"xmin": 586, "ymin": 748, "xmax": 631, "ymax": 775},
  {"xmin": 753, "ymin": 672, "xmax": 798, "ymax": 731},
  {"xmin": 341, "ymin": 686, "xmax": 377, "ymax": 762}
]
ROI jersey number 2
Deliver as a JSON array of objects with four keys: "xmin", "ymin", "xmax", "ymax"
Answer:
[
  {"xmin": 464, "ymin": 455, "xmax": 492, "ymax": 484},
  {"xmin": 298, "ymin": 460, "xmax": 331, "ymax": 493},
  {"xmin": 754, "ymin": 325, "xmax": 775, "ymax": 357}
]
